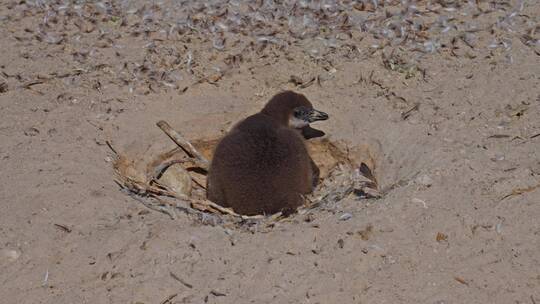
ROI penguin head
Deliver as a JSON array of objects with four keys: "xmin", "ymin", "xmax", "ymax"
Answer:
[{"xmin": 261, "ymin": 91, "xmax": 329, "ymax": 128}]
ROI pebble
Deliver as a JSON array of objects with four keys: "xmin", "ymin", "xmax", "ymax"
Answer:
[
  {"xmin": 416, "ymin": 174, "xmax": 433, "ymax": 187},
  {"xmin": 339, "ymin": 213, "xmax": 352, "ymax": 221},
  {"xmin": 493, "ymin": 154, "xmax": 505, "ymax": 161},
  {"xmin": 1, "ymin": 249, "xmax": 21, "ymax": 262},
  {"xmin": 24, "ymin": 127, "xmax": 40, "ymax": 136},
  {"xmin": 496, "ymin": 222, "xmax": 503, "ymax": 234},
  {"xmin": 158, "ymin": 163, "xmax": 192, "ymax": 196}
]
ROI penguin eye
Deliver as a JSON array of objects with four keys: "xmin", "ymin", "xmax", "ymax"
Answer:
[{"xmin": 293, "ymin": 107, "xmax": 306, "ymax": 118}]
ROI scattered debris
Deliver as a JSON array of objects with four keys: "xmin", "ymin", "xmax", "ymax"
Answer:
[
  {"xmin": 0, "ymin": 81, "xmax": 7, "ymax": 93},
  {"xmin": 436, "ymin": 232, "xmax": 448, "ymax": 242},
  {"xmin": 2, "ymin": 0, "xmax": 526, "ymax": 96},
  {"xmin": 411, "ymin": 198, "xmax": 428, "ymax": 208},
  {"xmin": 210, "ymin": 290, "xmax": 226, "ymax": 297},
  {"xmin": 471, "ymin": 224, "xmax": 495, "ymax": 235},
  {"xmin": 401, "ymin": 103, "xmax": 420, "ymax": 120},
  {"xmin": 358, "ymin": 224, "xmax": 373, "ymax": 241},
  {"xmin": 289, "ymin": 75, "xmax": 304, "ymax": 86},
  {"xmin": 496, "ymin": 222, "xmax": 503, "ymax": 234},
  {"xmin": 54, "ymin": 223, "xmax": 72, "ymax": 233},
  {"xmin": 500, "ymin": 182, "xmax": 540, "ymax": 201},
  {"xmin": 382, "ymin": 50, "xmax": 420, "ymax": 79},
  {"xmin": 303, "ymin": 213, "xmax": 315, "ymax": 223},
  {"xmin": 160, "ymin": 293, "xmax": 177, "ymax": 304},
  {"xmin": 169, "ymin": 272, "xmax": 193, "ymax": 289},
  {"xmin": 20, "ymin": 80, "xmax": 44, "ymax": 90},
  {"xmin": 42, "ymin": 269, "xmax": 49, "ymax": 287},
  {"xmin": 339, "ymin": 213, "xmax": 353, "ymax": 221},
  {"xmin": 454, "ymin": 276, "xmax": 469, "ymax": 286},
  {"xmin": 289, "ymin": 75, "xmax": 316, "ymax": 89},
  {"xmin": 415, "ymin": 174, "xmax": 433, "ymax": 187},
  {"xmin": 1, "ymin": 249, "xmax": 21, "ymax": 262},
  {"xmin": 24, "ymin": 127, "xmax": 40, "ymax": 136},
  {"xmin": 488, "ymin": 134, "xmax": 512, "ymax": 139}
]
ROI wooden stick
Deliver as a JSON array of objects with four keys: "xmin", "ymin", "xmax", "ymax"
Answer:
[
  {"xmin": 150, "ymin": 158, "xmax": 207, "ymax": 181},
  {"xmin": 156, "ymin": 120, "xmax": 210, "ymax": 170}
]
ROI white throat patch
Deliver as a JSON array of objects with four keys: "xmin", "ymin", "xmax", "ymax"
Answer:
[{"xmin": 289, "ymin": 116, "xmax": 309, "ymax": 128}]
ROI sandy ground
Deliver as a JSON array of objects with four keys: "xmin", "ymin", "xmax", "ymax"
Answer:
[{"xmin": 1, "ymin": 1, "xmax": 540, "ymax": 303}]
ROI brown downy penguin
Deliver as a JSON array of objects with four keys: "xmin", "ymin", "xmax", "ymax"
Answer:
[{"xmin": 206, "ymin": 91, "xmax": 329, "ymax": 216}]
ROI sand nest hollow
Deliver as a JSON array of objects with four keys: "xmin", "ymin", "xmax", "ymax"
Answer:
[{"xmin": 113, "ymin": 121, "xmax": 380, "ymax": 229}]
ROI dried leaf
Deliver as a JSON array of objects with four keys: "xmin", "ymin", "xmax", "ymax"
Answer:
[
  {"xmin": 0, "ymin": 82, "xmax": 7, "ymax": 93},
  {"xmin": 436, "ymin": 232, "xmax": 448, "ymax": 242},
  {"xmin": 501, "ymin": 183, "xmax": 540, "ymax": 200},
  {"xmin": 454, "ymin": 277, "xmax": 469, "ymax": 286},
  {"xmin": 54, "ymin": 224, "xmax": 72, "ymax": 233},
  {"xmin": 358, "ymin": 224, "xmax": 373, "ymax": 240}
]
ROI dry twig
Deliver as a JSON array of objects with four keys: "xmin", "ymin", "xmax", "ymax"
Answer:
[{"xmin": 156, "ymin": 120, "xmax": 210, "ymax": 170}]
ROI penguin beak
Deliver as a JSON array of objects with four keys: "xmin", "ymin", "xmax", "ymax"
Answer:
[{"xmin": 307, "ymin": 109, "xmax": 329, "ymax": 123}]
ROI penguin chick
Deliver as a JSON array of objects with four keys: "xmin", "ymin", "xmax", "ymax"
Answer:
[{"xmin": 206, "ymin": 91, "xmax": 329, "ymax": 216}]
